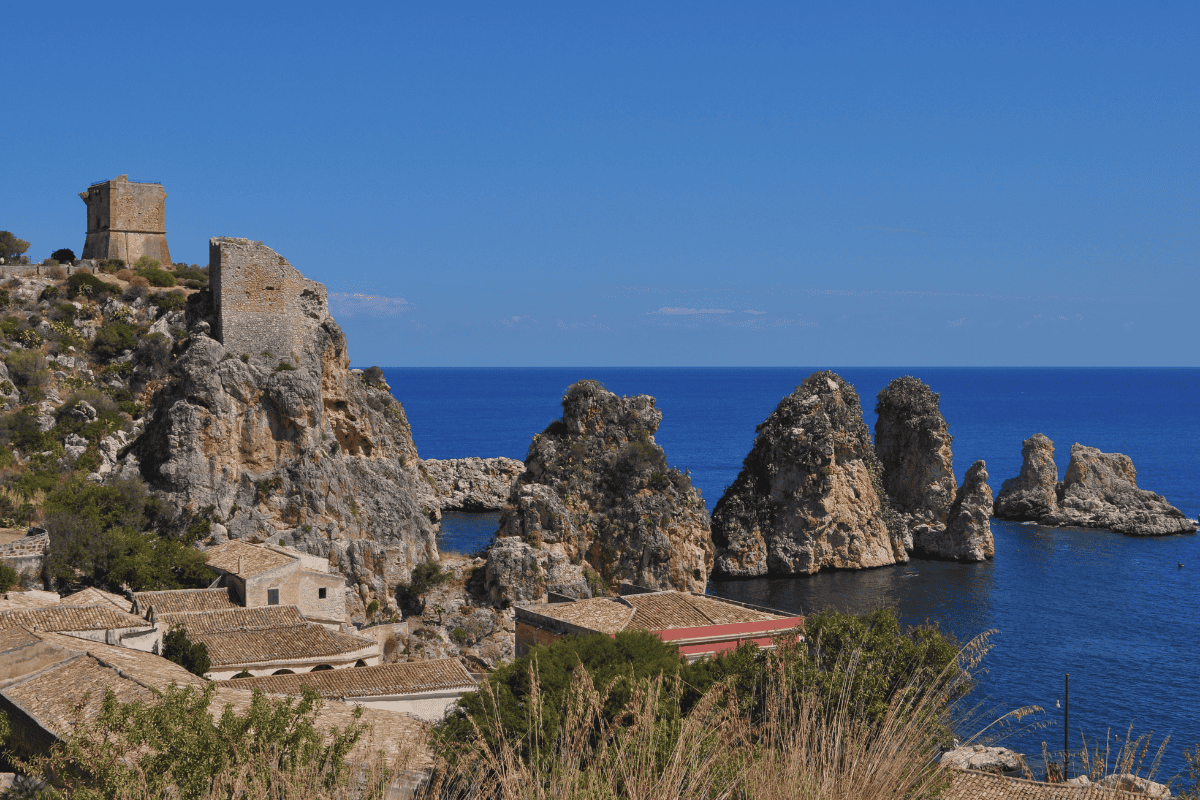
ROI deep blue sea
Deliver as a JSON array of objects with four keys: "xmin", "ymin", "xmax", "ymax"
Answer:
[{"xmin": 384, "ymin": 367, "xmax": 1200, "ymax": 778}]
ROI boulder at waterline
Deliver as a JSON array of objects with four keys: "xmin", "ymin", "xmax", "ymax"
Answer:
[{"xmin": 914, "ymin": 460, "xmax": 995, "ymax": 562}]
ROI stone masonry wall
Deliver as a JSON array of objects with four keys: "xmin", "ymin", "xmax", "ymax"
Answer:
[
  {"xmin": 79, "ymin": 175, "xmax": 171, "ymax": 265},
  {"xmin": 210, "ymin": 237, "xmax": 329, "ymax": 363}
]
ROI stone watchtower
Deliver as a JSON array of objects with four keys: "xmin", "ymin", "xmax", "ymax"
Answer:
[
  {"xmin": 210, "ymin": 237, "xmax": 328, "ymax": 362},
  {"xmin": 79, "ymin": 175, "xmax": 171, "ymax": 264}
]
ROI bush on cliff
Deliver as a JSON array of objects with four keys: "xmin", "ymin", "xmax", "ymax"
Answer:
[
  {"xmin": 66, "ymin": 271, "xmax": 118, "ymax": 300},
  {"xmin": 5, "ymin": 349, "xmax": 50, "ymax": 391},
  {"xmin": 92, "ymin": 319, "xmax": 141, "ymax": 361}
]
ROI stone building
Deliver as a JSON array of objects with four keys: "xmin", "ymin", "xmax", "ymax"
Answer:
[
  {"xmin": 209, "ymin": 237, "xmax": 327, "ymax": 363},
  {"xmin": 202, "ymin": 540, "xmax": 348, "ymax": 628},
  {"xmin": 79, "ymin": 175, "xmax": 171, "ymax": 265},
  {"xmin": 515, "ymin": 589, "xmax": 802, "ymax": 662}
]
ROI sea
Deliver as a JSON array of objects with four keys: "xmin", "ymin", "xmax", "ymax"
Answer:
[{"xmin": 383, "ymin": 367, "xmax": 1200, "ymax": 778}]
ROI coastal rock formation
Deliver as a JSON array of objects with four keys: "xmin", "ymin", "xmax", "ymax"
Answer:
[
  {"xmin": 874, "ymin": 376, "xmax": 956, "ymax": 527},
  {"xmin": 1046, "ymin": 444, "xmax": 1195, "ymax": 536},
  {"xmin": 711, "ymin": 371, "xmax": 908, "ymax": 578},
  {"xmin": 914, "ymin": 460, "xmax": 995, "ymax": 561},
  {"xmin": 490, "ymin": 380, "xmax": 711, "ymax": 599},
  {"xmin": 1095, "ymin": 774, "xmax": 1172, "ymax": 798},
  {"xmin": 483, "ymin": 537, "xmax": 591, "ymax": 607},
  {"xmin": 940, "ymin": 745, "xmax": 1029, "ymax": 778},
  {"xmin": 132, "ymin": 241, "xmax": 438, "ymax": 618},
  {"xmin": 993, "ymin": 434, "xmax": 1060, "ymax": 520},
  {"xmin": 421, "ymin": 457, "xmax": 524, "ymax": 514}
]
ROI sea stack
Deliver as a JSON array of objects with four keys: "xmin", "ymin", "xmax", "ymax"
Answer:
[
  {"xmin": 993, "ymin": 433, "xmax": 1060, "ymax": 520},
  {"xmin": 711, "ymin": 371, "xmax": 907, "ymax": 578},
  {"xmin": 487, "ymin": 380, "xmax": 712, "ymax": 603},
  {"xmin": 874, "ymin": 376, "xmax": 993, "ymax": 562},
  {"xmin": 874, "ymin": 376, "xmax": 957, "ymax": 527}
]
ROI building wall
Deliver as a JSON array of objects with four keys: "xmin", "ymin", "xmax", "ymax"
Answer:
[
  {"xmin": 515, "ymin": 620, "xmax": 566, "ymax": 657},
  {"xmin": 296, "ymin": 569, "xmax": 347, "ymax": 623},
  {"xmin": 52, "ymin": 626, "xmax": 162, "ymax": 654},
  {"xmin": 207, "ymin": 650, "xmax": 380, "ymax": 681},
  {"xmin": 210, "ymin": 237, "xmax": 328, "ymax": 363},
  {"xmin": 243, "ymin": 562, "xmax": 301, "ymax": 608},
  {"xmin": 79, "ymin": 176, "xmax": 171, "ymax": 265},
  {"xmin": 353, "ymin": 690, "xmax": 471, "ymax": 722}
]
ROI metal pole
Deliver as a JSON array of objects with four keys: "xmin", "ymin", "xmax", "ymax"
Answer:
[{"xmin": 1064, "ymin": 673, "xmax": 1070, "ymax": 778}]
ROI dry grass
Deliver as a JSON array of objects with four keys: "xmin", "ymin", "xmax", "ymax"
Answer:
[{"xmin": 425, "ymin": 634, "xmax": 998, "ymax": 800}]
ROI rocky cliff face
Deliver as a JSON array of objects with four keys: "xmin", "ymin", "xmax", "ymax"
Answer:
[
  {"xmin": 487, "ymin": 380, "xmax": 712, "ymax": 602},
  {"xmin": 132, "ymin": 244, "xmax": 439, "ymax": 618},
  {"xmin": 1046, "ymin": 444, "xmax": 1195, "ymax": 535},
  {"xmin": 711, "ymin": 371, "xmax": 908, "ymax": 578},
  {"xmin": 993, "ymin": 433, "xmax": 1060, "ymax": 520},
  {"xmin": 874, "ymin": 376, "xmax": 956, "ymax": 526},
  {"xmin": 421, "ymin": 457, "xmax": 523, "ymax": 514}
]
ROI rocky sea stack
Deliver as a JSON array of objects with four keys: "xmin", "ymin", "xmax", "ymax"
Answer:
[
  {"xmin": 486, "ymin": 380, "xmax": 712, "ymax": 604},
  {"xmin": 995, "ymin": 435, "xmax": 1196, "ymax": 536},
  {"xmin": 873, "ymin": 376, "xmax": 994, "ymax": 562},
  {"xmin": 133, "ymin": 240, "xmax": 438, "ymax": 617},
  {"xmin": 711, "ymin": 371, "xmax": 907, "ymax": 578}
]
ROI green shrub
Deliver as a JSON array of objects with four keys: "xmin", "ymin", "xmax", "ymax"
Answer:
[
  {"xmin": 275, "ymin": 361, "xmax": 296, "ymax": 372},
  {"xmin": 0, "ymin": 563, "xmax": 20, "ymax": 591},
  {"xmin": 133, "ymin": 256, "xmax": 161, "ymax": 271},
  {"xmin": 39, "ymin": 285, "xmax": 61, "ymax": 301},
  {"xmin": 92, "ymin": 319, "xmax": 140, "ymax": 361},
  {"xmin": 173, "ymin": 264, "xmax": 209, "ymax": 283},
  {"xmin": 98, "ymin": 258, "xmax": 126, "ymax": 273},
  {"xmin": 163, "ymin": 625, "xmax": 211, "ymax": 676},
  {"xmin": 0, "ymin": 316, "xmax": 17, "ymax": 340},
  {"xmin": 66, "ymin": 271, "xmax": 117, "ymax": 300},
  {"xmin": 395, "ymin": 560, "xmax": 449, "ymax": 615},
  {"xmin": 5, "ymin": 349, "xmax": 49, "ymax": 388},
  {"xmin": 42, "ymin": 258, "xmax": 59, "ymax": 267},
  {"xmin": 140, "ymin": 267, "xmax": 177, "ymax": 287},
  {"xmin": 51, "ymin": 248, "xmax": 76, "ymax": 264},
  {"xmin": 150, "ymin": 290, "xmax": 187, "ymax": 313},
  {"xmin": 0, "ymin": 289, "xmax": 8, "ymax": 308},
  {"xmin": 0, "ymin": 407, "xmax": 55, "ymax": 452}
]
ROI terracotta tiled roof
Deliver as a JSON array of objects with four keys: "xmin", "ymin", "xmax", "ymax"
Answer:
[
  {"xmin": 622, "ymin": 592, "xmax": 791, "ymax": 632},
  {"xmin": 942, "ymin": 770, "xmax": 1152, "ymax": 799},
  {"xmin": 0, "ymin": 604, "xmax": 152, "ymax": 633},
  {"xmin": 61, "ymin": 587, "xmax": 132, "ymax": 613},
  {"xmin": 525, "ymin": 597, "xmax": 634, "ymax": 635},
  {"xmin": 197, "ymin": 624, "xmax": 377, "ymax": 667},
  {"xmin": 218, "ymin": 658, "xmax": 476, "ymax": 698},
  {"xmin": 158, "ymin": 605, "xmax": 307, "ymax": 636},
  {"xmin": 0, "ymin": 629, "xmax": 430, "ymax": 768},
  {"xmin": 0, "ymin": 590, "xmax": 62, "ymax": 611},
  {"xmin": 133, "ymin": 587, "xmax": 238, "ymax": 616},
  {"xmin": 204, "ymin": 540, "xmax": 296, "ymax": 578}
]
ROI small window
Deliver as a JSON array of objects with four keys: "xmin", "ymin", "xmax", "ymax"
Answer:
[
  {"xmin": 318, "ymin": 587, "xmax": 327, "ymax": 599},
  {"xmin": 267, "ymin": 588, "xmax": 279, "ymax": 605}
]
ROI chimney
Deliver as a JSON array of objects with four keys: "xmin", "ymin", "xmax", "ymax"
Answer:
[{"xmin": 238, "ymin": 555, "xmax": 244, "ymax": 575}]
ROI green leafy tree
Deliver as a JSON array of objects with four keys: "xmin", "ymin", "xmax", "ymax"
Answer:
[
  {"xmin": 50, "ymin": 248, "xmax": 76, "ymax": 264},
  {"xmin": 163, "ymin": 625, "xmax": 211, "ymax": 677},
  {"xmin": 436, "ymin": 629, "xmax": 687, "ymax": 761},
  {"xmin": 0, "ymin": 231, "xmax": 30, "ymax": 260},
  {"xmin": 19, "ymin": 683, "xmax": 371, "ymax": 800},
  {"xmin": 0, "ymin": 562, "xmax": 20, "ymax": 591}
]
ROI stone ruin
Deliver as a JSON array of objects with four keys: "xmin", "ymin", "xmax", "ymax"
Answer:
[
  {"xmin": 79, "ymin": 175, "xmax": 172, "ymax": 265},
  {"xmin": 209, "ymin": 237, "xmax": 328, "ymax": 363}
]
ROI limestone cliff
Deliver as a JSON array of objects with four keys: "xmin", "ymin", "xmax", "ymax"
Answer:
[
  {"xmin": 132, "ymin": 242, "xmax": 438, "ymax": 618},
  {"xmin": 874, "ymin": 376, "xmax": 956, "ymax": 527},
  {"xmin": 487, "ymin": 380, "xmax": 712, "ymax": 602},
  {"xmin": 421, "ymin": 457, "xmax": 523, "ymax": 514},
  {"xmin": 711, "ymin": 371, "xmax": 908, "ymax": 578},
  {"xmin": 993, "ymin": 433, "xmax": 1060, "ymax": 520},
  {"xmin": 1046, "ymin": 443, "xmax": 1195, "ymax": 536}
]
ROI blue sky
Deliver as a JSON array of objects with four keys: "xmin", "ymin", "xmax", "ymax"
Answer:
[{"xmin": 3, "ymin": 1, "xmax": 1196, "ymax": 366}]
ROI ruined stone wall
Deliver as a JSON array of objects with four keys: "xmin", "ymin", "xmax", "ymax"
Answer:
[
  {"xmin": 210, "ymin": 237, "xmax": 329, "ymax": 363},
  {"xmin": 79, "ymin": 175, "xmax": 171, "ymax": 265}
]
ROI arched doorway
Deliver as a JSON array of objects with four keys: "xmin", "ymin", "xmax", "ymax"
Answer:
[
  {"xmin": 272, "ymin": 669, "xmax": 295, "ymax": 675},
  {"xmin": 310, "ymin": 664, "xmax": 334, "ymax": 672}
]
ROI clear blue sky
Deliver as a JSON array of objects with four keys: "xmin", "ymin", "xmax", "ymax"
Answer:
[{"xmin": 3, "ymin": 1, "xmax": 1196, "ymax": 366}]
